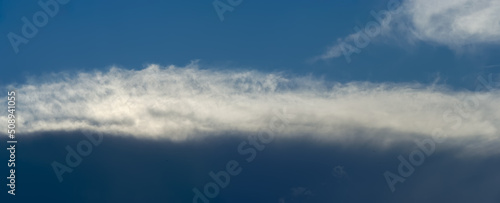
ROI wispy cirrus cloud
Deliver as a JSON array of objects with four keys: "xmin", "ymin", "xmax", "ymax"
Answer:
[
  {"xmin": 316, "ymin": 0, "xmax": 500, "ymax": 61},
  {"xmin": 0, "ymin": 63, "xmax": 499, "ymax": 152}
]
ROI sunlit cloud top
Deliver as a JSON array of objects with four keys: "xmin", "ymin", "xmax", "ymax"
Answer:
[{"xmin": 1, "ymin": 63, "xmax": 499, "ymax": 146}]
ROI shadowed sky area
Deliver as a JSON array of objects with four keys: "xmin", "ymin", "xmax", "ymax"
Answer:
[{"xmin": 1, "ymin": 132, "xmax": 499, "ymax": 203}]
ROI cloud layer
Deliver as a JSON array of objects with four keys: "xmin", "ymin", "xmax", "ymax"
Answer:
[
  {"xmin": 1, "ymin": 63, "xmax": 499, "ymax": 147},
  {"xmin": 318, "ymin": 0, "xmax": 500, "ymax": 60},
  {"xmin": 406, "ymin": 0, "xmax": 500, "ymax": 46}
]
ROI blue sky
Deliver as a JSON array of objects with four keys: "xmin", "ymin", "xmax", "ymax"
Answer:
[{"xmin": 1, "ymin": 0, "xmax": 499, "ymax": 88}]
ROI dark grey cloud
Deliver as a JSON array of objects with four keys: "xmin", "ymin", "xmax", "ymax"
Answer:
[{"xmin": 2, "ymin": 131, "xmax": 499, "ymax": 203}]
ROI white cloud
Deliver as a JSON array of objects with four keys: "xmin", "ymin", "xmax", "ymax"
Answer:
[
  {"xmin": 406, "ymin": 0, "xmax": 500, "ymax": 46},
  {"xmin": 317, "ymin": 0, "xmax": 500, "ymax": 61},
  {"xmin": 1, "ymin": 63, "xmax": 499, "ymax": 148}
]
